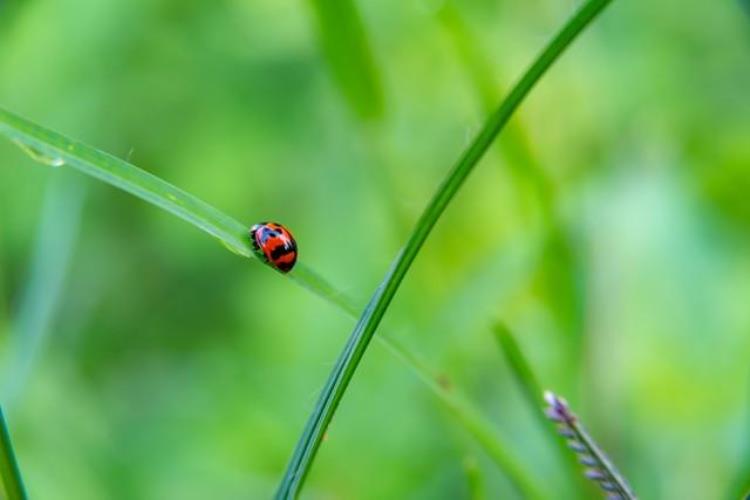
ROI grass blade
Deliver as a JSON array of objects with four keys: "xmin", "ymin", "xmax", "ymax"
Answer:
[
  {"xmin": 0, "ymin": 407, "xmax": 27, "ymax": 500},
  {"xmin": 440, "ymin": 3, "xmax": 587, "ymax": 375},
  {"xmin": 492, "ymin": 323, "xmax": 544, "ymax": 414},
  {"xmin": 0, "ymin": 107, "xmax": 531, "ymax": 495},
  {"xmin": 726, "ymin": 371, "xmax": 750, "ymax": 500},
  {"xmin": 0, "ymin": 107, "xmax": 351, "ymax": 310},
  {"xmin": 276, "ymin": 0, "xmax": 614, "ymax": 496},
  {"xmin": 0, "ymin": 108, "xmax": 254, "ymax": 260},
  {"xmin": 382, "ymin": 337, "xmax": 544, "ymax": 499},
  {"xmin": 463, "ymin": 457, "xmax": 486, "ymax": 500},
  {"xmin": 492, "ymin": 323, "xmax": 592, "ymax": 495},
  {"xmin": 544, "ymin": 391, "xmax": 636, "ymax": 499},
  {"xmin": 437, "ymin": 2, "xmax": 552, "ymax": 207}
]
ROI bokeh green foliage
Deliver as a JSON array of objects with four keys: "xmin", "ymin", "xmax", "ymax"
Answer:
[{"xmin": 1, "ymin": 0, "xmax": 750, "ymax": 499}]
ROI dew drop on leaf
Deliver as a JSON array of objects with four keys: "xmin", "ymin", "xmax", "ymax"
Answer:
[{"xmin": 12, "ymin": 139, "xmax": 66, "ymax": 167}]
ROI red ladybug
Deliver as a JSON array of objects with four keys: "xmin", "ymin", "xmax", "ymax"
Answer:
[{"xmin": 250, "ymin": 222, "xmax": 298, "ymax": 273}]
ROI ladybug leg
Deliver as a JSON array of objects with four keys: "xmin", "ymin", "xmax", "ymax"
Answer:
[{"xmin": 249, "ymin": 228, "xmax": 258, "ymax": 250}]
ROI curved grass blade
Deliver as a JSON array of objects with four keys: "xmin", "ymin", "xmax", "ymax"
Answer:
[
  {"xmin": 440, "ymin": 3, "xmax": 588, "ymax": 375},
  {"xmin": 437, "ymin": 2, "xmax": 552, "ymax": 205},
  {"xmin": 276, "ymin": 0, "xmax": 614, "ymax": 496},
  {"xmin": 0, "ymin": 407, "xmax": 27, "ymax": 500},
  {"xmin": 0, "ymin": 107, "xmax": 533, "ymax": 492}
]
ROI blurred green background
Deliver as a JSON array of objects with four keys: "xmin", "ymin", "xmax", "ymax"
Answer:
[{"xmin": 1, "ymin": 0, "xmax": 750, "ymax": 498}]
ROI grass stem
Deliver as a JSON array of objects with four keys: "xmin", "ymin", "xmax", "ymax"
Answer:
[
  {"xmin": 0, "ymin": 407, "xmax": 27, "ymax": 500},
  {"xmin": 275, "ymin": 0, "xmax": 614, "ymax": 496}
]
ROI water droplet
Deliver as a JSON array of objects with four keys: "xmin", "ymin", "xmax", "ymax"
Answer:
[{"xmin": 12, "ymin": 139, "xmax": 65, "ymax": 167}]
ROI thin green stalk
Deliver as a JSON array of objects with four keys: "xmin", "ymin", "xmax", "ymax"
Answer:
[
  {"xmin": 492, "ymin": 324, "xmax": 544, "ymax": 413},
  {"xmin": 297, "ymin": 270, "xmax": 540, "ymax": 493},
  {"xmin": 463, "ymin": 456, "xmax": 486, "ymax": 500},
  {"xmin": 726, "ymin": 370, "xmax": 750, "ymax": 500},
  {"xmin": 440, "ymin": 1, "xmax": 587, "ymax": 376},
  {"xmin": 382, "ymin": 337, "xmax": 544, "ymax": 499},
  {"xmin": 492, "ymin": 323, "xmax": 591, "ymax": 495},
  {"xmin": 275, "ymin": 0, "xmax": 613, "ymax": 496},
  {"xmin": 439, "ymin": 0, "xmax": 590, "ymax": 350},
  {"xmin": 0, "ymin": 407, "xmax": 27, "ymax": 500},
  {"xmin": 437, "ymin": 1, "xmax": 555, "ymax": 217}
]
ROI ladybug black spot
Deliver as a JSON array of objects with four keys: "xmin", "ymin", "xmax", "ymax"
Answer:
[{"xmin": 270, "ymin": 243, "xmax": 293, "ymax": 260}]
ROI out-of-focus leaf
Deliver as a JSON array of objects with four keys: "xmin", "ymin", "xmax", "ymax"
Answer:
[
  {"xmin": 308, "ymin": 0, "xmax": 384, "ymax": 121},
  {"xmin": 3, "ymin": 175, "xmax": 85, "ymax": 406}
]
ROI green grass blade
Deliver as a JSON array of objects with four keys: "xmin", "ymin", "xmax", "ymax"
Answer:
[
  {"xmin": 726, "ymin": 371, "xmax": 750, "ymax": 500},
  {"xmin": 0, "ymin": 107, "xmax": 253, "ymax": 259},
  {"xmin": 0, "ymin": 407, "xmax": 27, "ymax": 500},
  {"xmin": 275, "ymin": 0, "xmax": 614, "ymax": 496},
  {"xmin": 492, "ymin": 323, "xmax": 544, "ymax": 415},
  {"xmin": 439, "ymin": 4, "xmax": 587, "ymax": 375},
  {"xmin": 0, "ymin": 106, "xmax": 365, "ymax": 417},
  {"xmin": 0, "ymin": 107, "xmax": 347, "ymax": 307},
  {"xmin": 463, "ymin": 457, "xmax": 486, "ymax": 500},
  {"xmin": 492, "ymin": 323, "xmax": 590, "ymax": 495},
  {"xmin": 382, "ymin": 337, "xmax": 544, "ymax": 499},
  {"xmin": 437, "ymin": 2, "xmax": 554, "ymax": 216}
]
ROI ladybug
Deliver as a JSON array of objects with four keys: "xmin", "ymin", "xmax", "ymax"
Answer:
[{"xmin": 250, "ymin": 222, "xmax": 298, "ymax": 273}]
